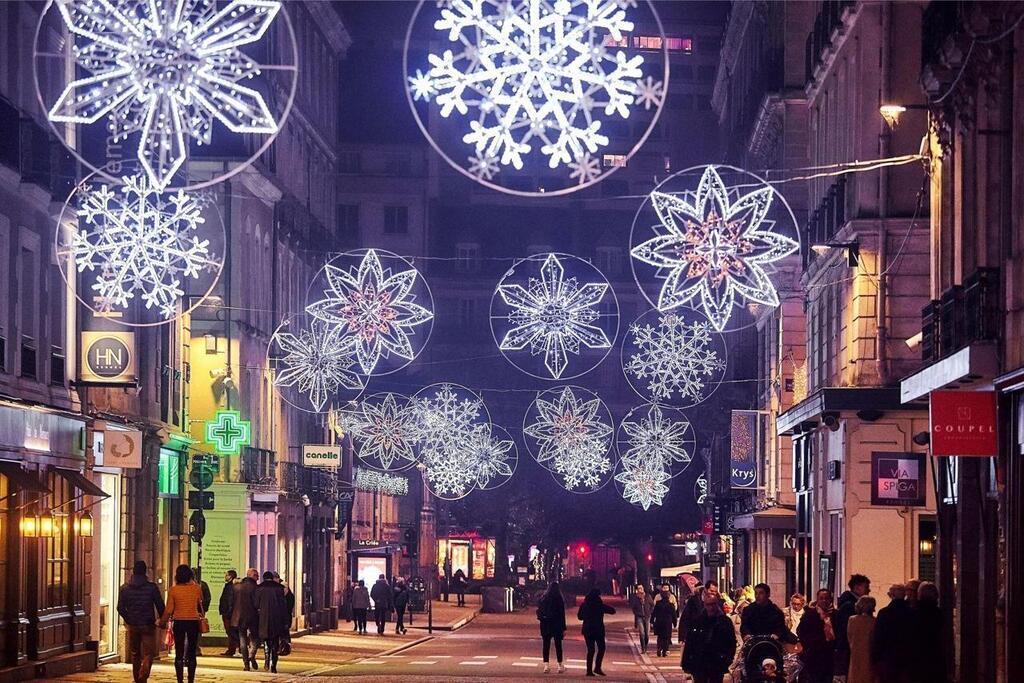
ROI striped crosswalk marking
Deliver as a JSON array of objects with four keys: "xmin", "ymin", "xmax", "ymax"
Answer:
[
  {"xmin": 474, "ymin": 655, "xmax": 498, "ymax": 659},
  {"xmin": 409, "ymin": 660, "xmax": 437, "ymax": 665},
  {"xmin": 459, "ymin": 660, "xmax": 489, "ymax": 665}
]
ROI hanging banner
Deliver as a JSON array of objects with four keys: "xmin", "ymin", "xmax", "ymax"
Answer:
[
  {"xmin": 929, "ymin": 390, "xmax": 998, "ymax": 456},
  {"xmin": 80, "ymin": 331, "xmax": 136, "ymax": 384},
  {"xmin": 871, "ymin": 452, "xmax": 927, "ymax": 507},
  {"xmin": 103, "ymin": 429, "xmax": 143, "ymax": 469},
  {"xmin": 730, "ymin": 410, "xmax": 759, "ymax": 489}
]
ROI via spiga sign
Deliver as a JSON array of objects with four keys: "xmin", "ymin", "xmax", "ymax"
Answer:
[{"xmin": 302, "ymin": 444, "xmax": 341, "ymax": 468}]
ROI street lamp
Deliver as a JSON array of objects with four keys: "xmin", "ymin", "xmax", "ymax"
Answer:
[
  {"xmin": 879, "ymin": 103, "xmax": 929, "ymax": 128},
  {"xmin": 810, "ymin": 240, "xmax": 860, "ymax": 267}
]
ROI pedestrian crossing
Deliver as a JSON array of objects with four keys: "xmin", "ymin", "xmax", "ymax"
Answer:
[{"xmin": 354, "ymin": 652, "xmax": 653, "ymax": 669}]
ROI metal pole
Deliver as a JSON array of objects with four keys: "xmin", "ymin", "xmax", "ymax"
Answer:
[{"xmin": 428, "ymin": 574, "xmax": 433, "ymax": 634}]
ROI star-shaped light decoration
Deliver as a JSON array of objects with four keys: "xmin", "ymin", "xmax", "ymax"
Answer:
[
  {"xmin": 524, "ymin": 386, "xmax": 613, "ymax": 492},
  {"xmin": 307, "ymin": 250, "xmax": 434, "ymax": 376},
  {"xmin": 342, "ymin": 393, "xmax": 421, "ymax": 471},
  {"xmin": 693, "ymin": 470, "xmax": 708, "ymax": 505},
  {"xmin": 495, "ymin": 253, "xmax": 614, "ymax": 380},
  {"xmin": 631, "ymin": 166, "xmax": 799, "ymax": 330},
  {"xmin": 615, "ymin": 458, "xmax": 671, "ymax": 510},
  {"xmin": 271, "ymin": 320, "xmax": 363, "ymax": 412},
  {"xmin": 48, "ymin": 0, "xmax": 285, "ymax": 189},
  {"xmin": 464, "ymin": 425, "xmax": 517, "ymax": 490},
  {"xmin": 406, "ymin": 0, "xmax": 666, "ymax": 192},
  {"xmin": 619, "ymin": 404, "xmax": 695, "ymax": 474}
]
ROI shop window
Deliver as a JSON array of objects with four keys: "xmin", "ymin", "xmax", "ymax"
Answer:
[
  {"xmin": 159, "ymin": 449, "xmax": 180, "ymax": 497},
  {"xmin": 602, "ymin": 153, "xmax": 627, "ymax": 168},
  {"xmin": 0, "ymin": 473, "xmax": 6, "ymax": 615},
  {"xmin": 45, "ymin": 470, "xmax": 72, "ymax": 608},
  {"xmin": 665, "ymin": 36, "xmax": 693, "ymax": 53}
]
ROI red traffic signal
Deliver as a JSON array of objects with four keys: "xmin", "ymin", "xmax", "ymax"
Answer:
[{"xmin": 577, "ymin": 543, "xmax": 588, "ymax": 557}]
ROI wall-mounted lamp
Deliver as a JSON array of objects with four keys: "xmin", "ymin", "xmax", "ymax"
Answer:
[
  {"xmin": 75, "ymin": 511, "xmax": 94, "ymax": 537},
  {"xmin": 879, "ymin": 103, "xmax": 929, "ymax": 128},
  {"xmin": 20, "ymin": 515, "xmax": 39, "ymax": 537},
  {"xmin": 38, "ymin": 512, "xmax": 56, "ymax": 538},
  {"xmin": 919, "ymin": 537, "xmax": 935, "ymax": 555},
  {"xmin": 810, "ymin": 241, "xmax": 860, "ymax": 267}
]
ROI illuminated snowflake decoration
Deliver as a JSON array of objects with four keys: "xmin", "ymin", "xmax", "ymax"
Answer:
[
  {"xmin": 496, "ymin": 253, "xmax": 612, "ymax": 379},
  {"xmin": 631, "ymin": 166, "xmax": 799, "ymax": 330},
  {"xmin": 307, "ymin": 250, "xmax": 433, "ymax": 376},
  {"xmin": 693, "ymin": 470, "xmax": 707, "ymax": 505},
  {"xmin": 524, "ymin": 387, "xmax": 613, "ymax": 492},
  {"xmin": 272, "ymin": 320, "xmax": 363, "ymax": 412},
  {"xmin": 412, "ymin": 384, "xmax": 489, "ymax": 464},
  {"xmin": 48, "ymin": 0, "xmax": 284, "ymax": 190},
  {"xmin": 619, "ymin": 404, "xmax": 694, "ymax": 470},
  {"xmin": 624, "ymin": 311, "xmax": 726, "ymax": 406},
  {"xmin": 408, "ymin": 0, "xmax": 663, "ymax": 184},
  {"xmin": 354, "ymin": 468, "xmax": 410, "ymax": 496},
  {"xmin": 64, "ymin": 174, "xmax": 219, "ymax": 319},
  {"xmin": 465, "ymin": 426, "xmax": 516, "ymax": 490},
  {"xmin": 615, "ymin": 458, "xmax": 671, "ymax": 510},
  {"xmin": 342, "ymin": 393, "xmax": 420, "ymax": 471}
]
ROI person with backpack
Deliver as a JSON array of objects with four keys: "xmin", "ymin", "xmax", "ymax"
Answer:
[
  {"xmin": 577, "ymin": 587, "xmax": 616, "ymax": 676},
  {"xmin": 537, "ymin": 581, "xmax": 567, "ymax": 673},
  {"xmin": 117, "ymin": 560, "xmax": 165, "ymax": 683}
]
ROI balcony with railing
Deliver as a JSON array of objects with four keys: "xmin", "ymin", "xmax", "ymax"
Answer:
[
  {"xmin": 239, "ymin": 447, "xmax": 278, "ymax": 491},
  {"xmin": 805, "ymin": 0, "xmax": 857, "ymax": 86},
  {"xmin": 920, "ymin": 268, "xmax": 999, "ymax": 364}
]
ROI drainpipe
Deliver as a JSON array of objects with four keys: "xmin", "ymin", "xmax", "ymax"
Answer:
[{"xmin": 876, "ymin": 3, "xmax": 891, "ymax": 385}]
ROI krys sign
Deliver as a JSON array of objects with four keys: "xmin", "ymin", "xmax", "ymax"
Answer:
[
  {"xmin": 930, "ymin": 390, "xmax": 998, "ymax": 456},
  {"xmin": 303, "ymin": 444, "xmax": 341, "ymax": 468}
]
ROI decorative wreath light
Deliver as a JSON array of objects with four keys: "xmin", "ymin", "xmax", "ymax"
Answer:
[
  {"xmin": 307, "ymin": 249, "xmax": 434, "ymax": 377},
  {"xmin": 491, "ymin": 253, "xmax": 618, "ymax": 380},
  {"xmin": 267, "ymin": 316, "xmax": 364, "ymax": 414},
  {"xmin": 55, "ymin": 170, "xmax": 224, "ymax": 326},
  {"xmin": 630, "ymin": 165, "xmax": 800, "ymax": 331},
  {"xmin": 34, "ymin": 0, "xmax": 298, "ymax": 190},
  {"xmin": 341, "ymin": 393, "xmax": 421, "ymax": 472},
  {"xmin": 404, "ymin": 0, "xmax": 669, "ymax": 196},
  {"xmin": 621, "ymin": 307, "xmax": 727, "ymax": 408},
  {"xmin": 617, "ymin": 403, "xmax": 695, "ymax": 478},
  {"xmin": 523, "ymin": 385, "xmax": 615, "ymax": 493}
]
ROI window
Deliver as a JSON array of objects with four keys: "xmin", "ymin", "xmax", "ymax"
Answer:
[
  {"xmin": 383, "ymin": 206, "xmax": 409, "ymax": 235},
  {"xmin": 338, "ymin": 151, "xmax": 360, "ymax": 174},
  {"xmin": 159, "ymin": 449, "xmax": 181, "ymax": 497},
  {"xmin": 338, "ymin": 203, "xmax": 359, "ymax": 233},
  {"xmin": 45, "ymin": 470, "xmax": 72, "ymax": 608},
  {"xmin": 632, "ymin": 35, "xmax": 662, "ymax": 50},
  {"xmin": 595, "ymin": 247, "xmax": 622, "ymax": 275},
  {"xmin": 20, "ymin": 242, "xmax": 37, "ymax": 380},
  {"xmin": 665, "ymin": 36, "xmax": 693, "ymax": 53},
  {"xmin": 455, "ymin": 243, "xmax": 480, "ymax": 273},
  {"xmin": 602, "ymin": 154, "xmax": 627, "ymax": 168}
]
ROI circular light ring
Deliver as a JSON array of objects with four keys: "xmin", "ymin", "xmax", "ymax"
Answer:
[
  {"xmin": 33, "ymin": 0, "xmax": 299, "ymax": 192},
  {"xmin": 620, "ymin": 306, "xmax": 727, "ymax": 408},
  {"xmin": 341, "ymin": 392, "xmax": 421, "ymax": 473},
  {"xmin": 490, "ymin": 252, "xmax": 619, "ymax": 381},
  {"xmin": 522, "ymin": 385, "xmax": 615, "ymax": 494},
  {"xmin": 616, "ymin": 403, "xmax": 696, "ymax": 479},
  {"xmin": 266, "ymin": 314, "xmax": 366, "ymax": 415},
  {"xmin": 629, "ymin": 164, "xmax": 802, "ymax": 333},
  {"xmin": 474, "ymin": 423, "xmax": 519, "ymax": 492},
  {"xmin": 55, "ymin": 163, "xmax": 226, "ymax": 327},
  {"xmin": 403, "ymin": 0, "xmax": 669, "ymax": 197},
  {"xmin": 305, "ymin": 249, "xmax": 435, "ymax": 377},
  {"xmin": 612, "ymin": 458, "xmax": 672, "ymax": 511}
]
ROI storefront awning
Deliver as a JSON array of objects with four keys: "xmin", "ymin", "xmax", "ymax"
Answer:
[
  {"xmin": 900, "ymin": 343, "xmax": 999, "ymax": 404},
  {"xmin": 776, "ymin": 387, "xmax": 917, "ymax": 435},
  {"xmin": 0, "ymin": 460, "xmax": 50, "ymax": 493},
  {"xmin": 56, "ymin": 469, "xmax": 110, "ymax": 499},
  {"xmin": 731, "ymin": 506, "xmax": 796, "ymax": 530}
]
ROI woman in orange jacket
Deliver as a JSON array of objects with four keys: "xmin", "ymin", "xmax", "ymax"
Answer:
[{"xmin": 160, "ymin": 565, "xmax": 206, "ymax": 683}]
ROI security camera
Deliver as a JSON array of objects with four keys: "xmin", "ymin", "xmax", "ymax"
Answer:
[
  {"xmin": 156, "ymin": 428, "xmax": 170, "ymax": 445},
  {"xmin": 822, "ymin": 412, "xmax": 841, "ymax": 432},
  {"xmin": 912, "ymin": 431, "xmax": 930, "ymax": 447},
  {"xmin": 906, "ymin": 332, "xmax": 923, "ymax": 351},
  {"xmin": 222, "ymin": 376, "xmax": 237, "ymax": 392}
]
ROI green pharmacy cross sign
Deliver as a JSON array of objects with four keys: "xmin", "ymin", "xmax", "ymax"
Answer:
[{"xmin": 205, "ymin": 410, "xmax": 251, "ymax": 455}]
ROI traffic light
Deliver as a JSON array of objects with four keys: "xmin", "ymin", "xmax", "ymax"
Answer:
[
  {"xmin": 576, "ymin": 543, "xmax": 588, "ymax": 558},
  {"xmin": 403, "ymin": 528, "xmax": 417, "ymax": 557}
]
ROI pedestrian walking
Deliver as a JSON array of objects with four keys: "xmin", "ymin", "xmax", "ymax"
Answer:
[
  {"xmin": 191, "ymin": 568, "xmax": 212, "ymax": 657},
  {"xmin": 652, "ymin": 586, "xmax": 678, "ymax": 657},
  {"xmin": 909, "ymin": 582, "xmax": 947, "ymax": 683},
  {"xmin": 782, "ymin": 593, "xmax": 807, "ymax": 681},
  {"xmin": 577, "ymin": 587, "xmax": 615, "ymax": 676},
  {"xmin": 160, "ymin": 564, "xmax": 206, "ymax": 683},
  {"xmin": 116, "ymin": 560, "xmax": 165, "ymax": 683},
  {"xmin": 537, "ymin": 581, "xmax": 567, "ymax": 673},
  {"xmin": 628, "ymin": 584, "xmax": 654, "ymax": 654},
  {"xmin": 443, "ymin": 555, "xmax": 453, "ymax": 602},
  {"xmin": 253, "ymin": 571, "xmax": 288, "ymax": 673},
  {"xmin": 678, "ymin": 576, "xmax": 706, "ymax": 646},
  {"xmin": 453, "ymin": 568, "xmax": 468, "ymax": 606},
  {"xmin": 834, "ymin": 574, "xmax": 871, "ymax": 678},
  {"xmin": 393, "ymin": 578, "xmax": 410, "ymax": 634},
  {"xmin": 871, "ymin": 584, "xmax": 914, "ymax": 683},
  {"xmin": 796, "ymin": 588, "xmax": 836, "ymax": 683},
  {"xmin": 739, "ymin": 583, "xmax": 797, "ymax": 645},
  {"xmin": 274, "ymin": 572, "xmax": 294, "ymax": 655},
  {"xmin": 231, "ymin": 568, "xmax": 260, "ymax": 670},
  {"xmin": 217, "ymin": 570, "xmax": 238, "ymax": 657},
  {"xmin": 783, "ymin": 592, "xmax": 806, "ymax": 632},
  {"xmin": 679, "ymin": 583, "xmax": 736, "ymax": 683},
  {"xmin": 371, "ymin": 573, "xmax": 394, "ymax": 634},
  {"xmin": 344, "ymin": 580, "xmax": 357, "ymax": 630},
  {"xmin": 846, "ymin": 596, "xmax": 876, "ymax": 683},
  {"xmin": 352, "ymin": 579, "xmax": 371, "ymax": 634}
]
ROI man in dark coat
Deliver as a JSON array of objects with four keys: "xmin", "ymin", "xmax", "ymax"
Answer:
[
  {"xmin": 117, "ymin": 560, "xmax": 165, "ymax": 683},
  {"xmin": 370, "ymin": 574, "xmax": 394, "ymax": 635},
  {"xmin": 254, "ymin": 571, "xmax": 288, "ymax": 674},
  {"xmin": 797, "ymin": 589, "xmax": 836, "ymax": 683},
  {"xmin": 218, "ymin": 570, "xmax": 238, "ymax": 657},
  {"xmin": 740, "ymin": 583, "xmax": 798, "ymax": 645},
  {"xmin": 680, "ymin": 584, "xmax": 736, "ymax": 683},
  {"xmin": 393, "ymin": 578, "xmax": 410, "ymax": 634},
  {"xmin": 833, "ymin": 574, "xmax": 870, "ymax": 675},
  {"xmin": 231, "ymin": 568, "xmax": 260, "ymax": 671},
  {"xmin": 651, "ymin": 588, "xmax": 678, "ymax": 657},
  {"xmin": 872, "ymin": 584, "xmax": 914, "ymax": 683}
]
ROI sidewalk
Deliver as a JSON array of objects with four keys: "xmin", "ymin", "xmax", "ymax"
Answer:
[{"xmin": 407, "ymin": 593, "xmax": 482, "ymax": 631}]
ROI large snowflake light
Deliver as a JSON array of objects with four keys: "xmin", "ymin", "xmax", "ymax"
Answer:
[
  {"xmin": 623, "ymin": 309, "xmax": 726, "ymax": 407},
  {"xmin": 406, "ymin": 0, "xmax": 666, "ymax": 193},
  {"xmin": 464, "ymin": 425, "xmax": 517, "ymax": 490},
  {"xmin": 412, "ymin": 383, "xmax": 490, "ymax": 464},
  {"xmin": 494, "ymin": 253, "xmax": 614, "ymax": 379},
  {"xmin": 47, "ymin": 0, "xmax": 286, "ymax": 190},
  {"xmin": 615, "ymin": 458, "xmax": 671, "ymax": 510},
  {"xmin": 308, "ymin": 250, "xmax": 434, "ymax": 376},
  {"xmin": 524, "ymin": 386, "xmax": 613, "ymax": 492},
  {"xmin": 618, "ymin": 404, "xmax": 694, "ymax": 476},
  {"xmin": 631, "ymin": 166, "xmax": 800, "ymax": 330},
  {"xmin": 271, "ymin": 320, "xmax": 363, "ymax": 412},
  {"xmin": 61, "ymin": 174, "xmax": 220, "ymax": 320},
  {"xmin": 342, "ymin": 393, "xmax": 421, "ymax": 471}
]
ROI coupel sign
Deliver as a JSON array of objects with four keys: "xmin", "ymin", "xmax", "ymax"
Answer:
[{"xmin": 929, "ymin": 391, "xmax": 998, "ymax": 457}]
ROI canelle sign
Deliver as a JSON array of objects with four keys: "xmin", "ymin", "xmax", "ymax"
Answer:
[
  {"xmin": 929, "ymin": 391, "xmax": 998, "ymax": 457},
  {"xmin": 303, "ymin": 444, "xmax": 341, "ymax": 468}
]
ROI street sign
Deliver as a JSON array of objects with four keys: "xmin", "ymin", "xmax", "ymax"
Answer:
[
  {"xmin": 188, "ymin": 490, "xmax": 215, "ymax": 510},
  {"xmin": 303, "ymin": 444, "xmax": 341, "ymax": 467},
  {"xmin": 188, "ymin": 510, "xmax": 206, "ymax": 542},
  {"xmin": 189, "ymin": 464, "xmax": 214, "ymax": 490},
  {"xmin": 704, "ymin": 551, "xmax": 728, "ymax": 567}
]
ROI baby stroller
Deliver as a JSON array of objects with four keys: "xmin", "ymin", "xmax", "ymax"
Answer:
[{"xmin": 739, "ymin": 635, "xmax": 785, "ymax": 682}]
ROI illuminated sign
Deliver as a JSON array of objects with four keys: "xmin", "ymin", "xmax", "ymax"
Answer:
[
  {"xmin": 80, "ymin": 331, "xmax": 136, "ymax": 384},
  {"xmin": 871, "ymin": 452, "xmax": 926, "ymax": 507},
  {"xmin": 204, "ymin": 410, "xmax": 250, "ymax": 455},
  {"xmin": 302, "ymin": 444, "xmax": 341, "ymax": 468},
  {"xmin": 930, "ymin": 391, "xmax": 998, "ymax": 456}
]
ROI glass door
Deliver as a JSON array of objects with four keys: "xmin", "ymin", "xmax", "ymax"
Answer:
[{"xmin": 97, "ymin": 473, "xmax": 121, "ymax": 658}]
